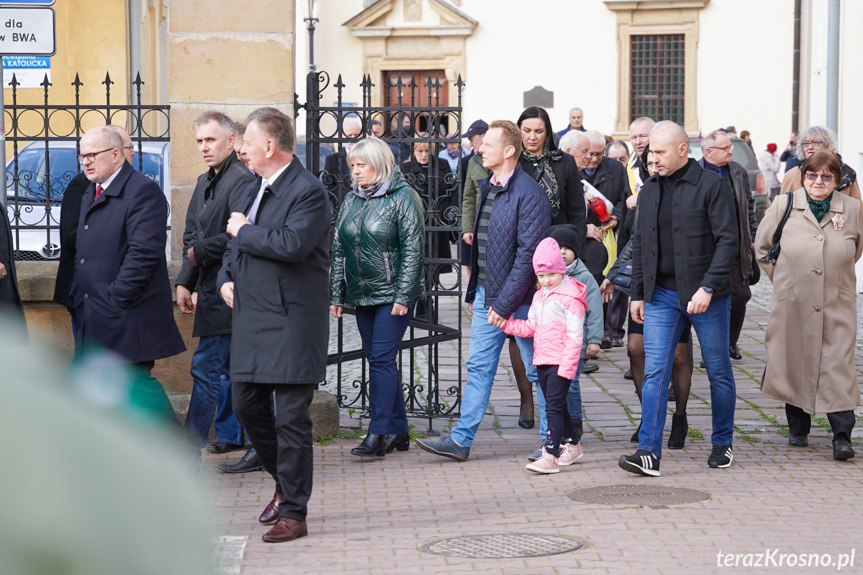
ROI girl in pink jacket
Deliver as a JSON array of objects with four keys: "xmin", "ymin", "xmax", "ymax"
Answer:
[{"xmin": 503, "ymin": 237, "xmax": 588, "ymax": 474}]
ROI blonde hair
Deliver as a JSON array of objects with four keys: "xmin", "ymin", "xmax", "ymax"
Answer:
[{"xmin": 346, "ymin": 137, "xmax": 395, "ymax": 187}]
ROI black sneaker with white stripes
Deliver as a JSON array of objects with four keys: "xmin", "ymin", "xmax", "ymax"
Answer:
[
  {"xmin": 618, "ymin": 449, "xmax": 661, "ymax": 477},
  {"xmin": 708, "ymin": 445, "xmax": 733, "ymax": 468}
]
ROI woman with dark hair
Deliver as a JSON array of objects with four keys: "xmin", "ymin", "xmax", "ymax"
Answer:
[
  {"xmin": 756, "ymin": 150, "xmax": 863, "ymax": 461},
  {"xmin": 515, "ymin": 106, "xmax": 586, "ymax": 435},
  {"xmin": 517, "ymin": 107, "xmax": 586, "ymax": 255}
]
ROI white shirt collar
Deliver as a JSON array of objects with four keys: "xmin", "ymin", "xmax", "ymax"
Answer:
[{"xmin": 263, "ymin": 162, "xmax": 291, "ymax": 189}]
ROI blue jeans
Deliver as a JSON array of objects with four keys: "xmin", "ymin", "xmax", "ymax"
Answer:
[
  {"xmin": 451, "ymin": 285, "xmax": 537, "ymax": 447},
  {"xmin": 639, "ymin": 286, "xmax": 736, "ymax": 458},
  {"xmin": 355, "ymin": 304, "xmax": 412, "ymax": 436},
  {"xmin": 184, "ymin": 334, "xmax": 243, "ymax": 449},
  {"xmin": 537, "ymin": 352, "xmax": 583, "ymax": 438}
]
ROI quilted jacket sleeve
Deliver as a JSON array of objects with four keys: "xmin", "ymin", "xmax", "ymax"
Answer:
[
  {"xmin": 329, "ymin": 195, "xmax": 349, "ymax": 305},
  {"xmin": 493, "ymin": 189, "xmax": 552, "ymax": 319}
]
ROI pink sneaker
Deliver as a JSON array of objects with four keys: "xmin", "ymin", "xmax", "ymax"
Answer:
[
  {"xmin": 525, "ymin": 448, "xmax": 559, "ymax": 474},
  {"xmin": 558, "ymin": 442, "xmax": 584, "ymax": 466}
]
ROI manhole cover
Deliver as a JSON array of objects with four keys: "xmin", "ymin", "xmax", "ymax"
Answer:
[
  {"xmin": 568, "ymin": 484, "xmax": 709, "ymax": 506},
  {"xmin": 421, "ymin": 533, "xmax": 584, "ymax": 559}
]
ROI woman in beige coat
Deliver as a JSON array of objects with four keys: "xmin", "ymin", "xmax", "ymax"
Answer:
[{"xmin": 756, "ymin": 150, "xmax": 863, "ymax": 461}]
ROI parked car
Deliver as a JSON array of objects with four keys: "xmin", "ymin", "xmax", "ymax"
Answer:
[
  {"xmin": 688, "ymin": 136, "xmax": 768, "ymax": 222},
  {"xmin": 5, "ymin": 140, "xmax": 170, "ymax": 261}
]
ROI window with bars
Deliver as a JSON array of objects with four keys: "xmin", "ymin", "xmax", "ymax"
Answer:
[{"xmin": 630, "ymin": 34, "xmax": 685, "ymax": 124}]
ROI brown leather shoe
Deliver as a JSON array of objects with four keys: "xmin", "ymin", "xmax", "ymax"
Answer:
[
  {"xmin": 258, "ymin": 492, "xmax": 285, "ymax": 525},
  {"xmin": 262, "ymin": 517, "xmax": 308, "ymax": 543}
]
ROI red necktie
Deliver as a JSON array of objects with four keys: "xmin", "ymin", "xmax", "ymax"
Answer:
[{"xmin": 94, "ymin": 184, "xmax": 104, "ymax": 201}]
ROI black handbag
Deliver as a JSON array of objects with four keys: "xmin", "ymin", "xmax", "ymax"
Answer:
[
  {"xmin": 611, "ymin": 259, "xmax": 633, "ymax": 295},
  {"xmin": 761, "ymin": 192, "xmax": 793, "ymax": 265}
]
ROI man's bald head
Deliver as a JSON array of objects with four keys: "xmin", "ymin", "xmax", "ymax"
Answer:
[
  {"xmin": 647, "ymin": 122, "xmax": 690, "ymax": 176},
  {"xmin": 106, "ymin": 125, "xmax": 135, "ymax": 163}
]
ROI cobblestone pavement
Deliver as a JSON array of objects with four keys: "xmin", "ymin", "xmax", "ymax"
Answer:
[{"xmin": 208, "ymin": 278, "xmax": 863, "ymax": 575}]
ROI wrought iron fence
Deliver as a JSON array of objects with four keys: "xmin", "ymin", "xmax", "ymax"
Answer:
[
  {"xmin": 4, "ymin": 72, "xmax": 171, "ymax": 261},
  {"xmin": 298, "ymin": 71, "xmax": 465, "ymax": 431}
]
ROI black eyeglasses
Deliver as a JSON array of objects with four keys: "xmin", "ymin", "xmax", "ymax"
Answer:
[
  {"xmin": 77, "ymin": 148, "xmax": 116, "ymax": 163},
  {"xmin": 805, "ymin": 172, "xmax": 834, "ymax": 182}
]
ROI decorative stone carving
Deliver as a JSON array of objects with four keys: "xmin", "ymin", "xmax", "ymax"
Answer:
[{"xmin": 405, "ymin": 0, "xmax": 422, "ymax": 21}]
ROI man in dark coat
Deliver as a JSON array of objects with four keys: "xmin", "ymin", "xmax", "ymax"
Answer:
[
  {"xmin": 322, "ymin": 115, "xmax": 362, "ymax": 207},
  {"xmin": 55, "ymin": 128, "xmax": 136, "ymax": 346},
  {"xmin": 416, "ymin": 120, "xmax": 551, "ymax": 462},
  {"xmin": 581, "ymin": 130, "xmax": 632, "ymax": 349},
  {"xmin": 620, "ymin": 122, "xmax": 739, "ymax": 477},
  {"xmin": 698, "ymin": 130, "xmax": 756, "ymax": 362},
  {"xmin": 217, "ymin": 108, "xmax": 331, "ymax": 544},
  {"xmin": 71, "ymin": 126, "xmax": 185, "ymax": 421},
  {"xmin": 177, "ymin": 111, "xmax": 256, "ymax": 455}
]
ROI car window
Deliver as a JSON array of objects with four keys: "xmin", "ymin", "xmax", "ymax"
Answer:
[
  {"xmin": 295, "ymin": 142, "xmax": 333, "ymax": 172},
  {"xmin": 6, "ymin": 147, "xmax": 78, "ymax": 202},
  {"xmin": 688, "ymin": 139, "xmax": 757, "ymax": 171}
]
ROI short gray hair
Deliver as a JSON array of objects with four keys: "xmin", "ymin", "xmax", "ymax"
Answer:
[
  {"xmin": 559, "ymin": 130, "xmax": 587, "ymax": 151},
  {"xmin": 98, "ymin": 126, "xmax": 125, "ymax": 151},
  {"xmin": 585, "ymin": 129, "xmax": 606, "ymax": 147},
  {"xmin": 629, "ymin": 116, "xmax": 655, "ymax": 133},
  {"xmin": 701, "ymin": 129, "xmax": 730, "ymax": 152},
  {"xmin": 245, "ymin": 107, "xmax": 294, "ymax": 153},
  {"xmin": 346, "ymin": 137, "xmax": 395, "ymax": 188},
  {"xmin": 570, "ymin": 106, "xmax": 583, "ymax": 115},
  {"xmin": 193, "ymin": 110, "xmax": 235, "ymax": 133},
  {"xmin": 343, "ymin": 115, "xmax": 362, "ymax": 133},
  {"xmin": 797, "ymin": 125, "xmax": 836, "ymax": 160}
]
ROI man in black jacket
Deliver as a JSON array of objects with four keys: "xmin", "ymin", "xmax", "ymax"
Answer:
[
  {"xmin": 322, "ymin": 115, "xmax": 362, "ymax": 206},
  {"xmin": 177, "ymin": 111, "xmax": 256, "ymax": 455},
  {"xmin": 620, "ymin": 122, "xmax": 739, "ymax": 477},
  {"xmin": 698, "ymin": 130, "xmax": 757, "ymax": 361}
]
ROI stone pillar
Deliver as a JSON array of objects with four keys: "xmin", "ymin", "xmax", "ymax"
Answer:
[{"xmin": 167, "ymin": 0, "xmax": 296, "ymax": 260}]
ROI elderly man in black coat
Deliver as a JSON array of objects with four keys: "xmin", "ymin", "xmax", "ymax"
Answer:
[
  {"xmin": 217, "ymin": 108, "xmax": 331, "ymax": 544},
  {"xmin": 71, "ymin": 125, "xmax": 185, "ymax": 421},
  {"xmin": 177, "ymin": 111, "xmax": 256, "ymax": 455}
]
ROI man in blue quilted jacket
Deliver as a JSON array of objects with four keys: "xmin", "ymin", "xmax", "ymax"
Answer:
[{"xmin": 417, "ymin": 120, "xmax": 552, "ymax": 461}]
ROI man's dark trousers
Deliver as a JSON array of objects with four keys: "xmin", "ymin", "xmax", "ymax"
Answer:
[
  {"xmin": 233, "ymin": 381, "xmax": 315, "ymax": 522},
  {"xmin": 729, "ymin": 256, "xmax": 751, "ymax": 348}
]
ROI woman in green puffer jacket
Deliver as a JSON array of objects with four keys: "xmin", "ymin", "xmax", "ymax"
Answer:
[{"xmin": 329, "ymin": 137, "xmax": 425, "ymax": 458}]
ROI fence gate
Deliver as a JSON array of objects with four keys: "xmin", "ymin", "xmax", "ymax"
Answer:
[
  {"xmin": 5, "ymin": 72, "xmax": 171, "ymax": 262},
  {"xmin": 297, "ymin": 71, "xmax": 465, "ymax": 432}
]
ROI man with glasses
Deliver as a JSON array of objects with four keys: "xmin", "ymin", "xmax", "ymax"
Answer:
[
  {"xmin": 581, "ymin": 130, "xmax": 630, "ymax": 350},
  {"xmin": 70, "ymin": 125, "xmax": 185, "ymax": 422},
  {"xmin": 698, "ymin": 130, "xmax": 757, "ymax": 363},
  {"xmin": 55, "ymin": 126, "xmax": 136, "ymax": 346}
]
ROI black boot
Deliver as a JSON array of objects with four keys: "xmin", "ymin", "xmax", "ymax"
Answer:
[
  {"xmin": 385, "ymin": 432, "xmax": 411, "ymax": 454},
  {"xmin": 668, "ymin": 413, "xmax": 688, "ymax": 449},
  {"xmin": 572, "ymin": 419, "xmax": 584, "ymax": 442},
  {"xmin": 351, "ymin": 433, "xmax": 386, "ymax": 457}
]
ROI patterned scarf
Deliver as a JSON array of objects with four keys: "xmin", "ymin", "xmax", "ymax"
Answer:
[
  {"xmin": 521, "ymin": 148, "xmax": 562, "ymax": 217},
  {"xmin": 806, "ymin": 191, "xmax": 833, "ymax": 222}
]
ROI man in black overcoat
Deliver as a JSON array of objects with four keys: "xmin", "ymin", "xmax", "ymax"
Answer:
[
  {"xmin": 71, "ymin": 126, "xmax": 185, "ymax": 421},
  {"xmin": 217, "ymin": 108, "xmax": 331, "ymax": 544}
]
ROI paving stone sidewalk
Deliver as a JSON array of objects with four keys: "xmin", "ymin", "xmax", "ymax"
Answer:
[{"xmin": 208, "ymin": 281, "xmax": 863, "ymax": 575}]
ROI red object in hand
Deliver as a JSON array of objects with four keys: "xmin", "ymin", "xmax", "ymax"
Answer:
[{"xmin": 588, "ymin": 196, "xmax": 610, "ymax": 222}]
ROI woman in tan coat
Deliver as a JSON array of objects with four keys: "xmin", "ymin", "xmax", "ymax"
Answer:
[
  {"xmin": 756, "ymin": 150, "xmax": 863, "ymax": 461},
  {"xmin": 779, "ymin": 125, "xmax": 861, "ymax": 201}
]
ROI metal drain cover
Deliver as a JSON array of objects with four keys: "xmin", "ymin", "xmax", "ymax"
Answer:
[
  {"xmin": 568, "ymin": 484, "xmax": 709, "ymax": 506},
  {"xmin": 421, "ymin": 533, "xmax": 584, "ymax": 559}
]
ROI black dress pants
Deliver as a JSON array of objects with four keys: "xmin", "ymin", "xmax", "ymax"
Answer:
[
  {"xmin": 729, "ymin": 257, "xmax": 751, "ymax": 347},
  {"xmin": 233, "ymin": 381, "xmax": 315, "ymax": 522},
  {"xmin": 785, "ymin": 403, "xmax": 855, "ymax": 441}
]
